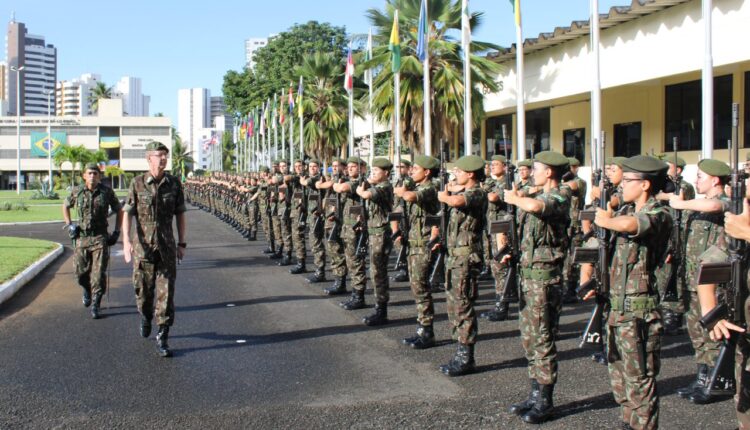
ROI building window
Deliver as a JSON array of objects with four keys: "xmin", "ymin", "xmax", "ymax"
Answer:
[
  {"xmin": 665, "ymin": 74, "xmax": 733, "ymax": 151},
  {"xmin": 485, "ymin": 114, "xmax": 513, "ymax": 160},
  {"xmin": 525, "ymin": 108, "xmax": 550, "ymax": 159},
  {"xmin": 562, "ymin": 128, "xmax": 585, "ymax": 163},
  {"xmin": 614, "ymin": 122, "xmax": 642, "ymax": 157}
]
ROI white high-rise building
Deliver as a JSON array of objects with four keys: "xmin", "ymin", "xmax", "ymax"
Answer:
[
  {"xmin": 113, "ymin": 76, "xmax": 150, "ymax": 116},
  {"xmin": 177, "ymin": 88, "xmax": 211, "ymax": 169},
  {"xmin": 6, "ymin": 18, "xmax": 57, "ymax": 116},
  {"xmin": 210, "ymin": 96, "xmax": 232, "ymax": 131},
  {"xmin": 55, "ymin": 73, "xmax": 101, "ymax": 116},
  {"xmin": 244, "ymin": 37, "xmax": 267, "ymax": 70}
]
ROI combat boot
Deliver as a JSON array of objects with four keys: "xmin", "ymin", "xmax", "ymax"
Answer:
[
  {"xmin": 439, "ymin": 343, "xmax": 475, "ymax": 376},
  {"xmin": 90, "ymin": 293, "xmax": 102, "ymax": 319},
  {"xmin": 156, "ymin": 325, "xmax": 172, "ymax": 358},
  {"xmin": 140, "ymin": 316, "xmax": 152, "ymax": 338},
  {"xmin": 363, "ymin": 303, "xmax": 388, "ymax": 326},
  {"xmin": 263, "ymin": 245, "xmax": 275, "ymax": 254},
  {"xmin": 402, "ymin": 325, "xmax": 435, "ymax": 349},
  {"xmin": 248, "ymin": 231, "xmax": 257, "ymax": 241},
  {"xmin": 340, "ymin": 289, "xmax": 365, "ymax": 310},
  {"xmin": 323, "ymin": 277, "xmax": 347, "ymax": 295},
  {"xmin": 269, "ymin": 246, "xmax": 283, "ymax": 260},
  {"xmin": 480, "ymin": 296, "xmax": 509, "ymax": 321},
  {"xmin": 82, "ymin": 288, "xmax": 92, "ymax": 307},
  {"xmin": 678, "ymin": 364, "xmax": 708, "ymax": 398},
  {"xmin": 391, "ymin": 266, "xmax": 409, "ymax": 282},
  {"xmin": 307, "ymin": 268, "xmax": 327, "ymax": 284},
  {"xmin": 522, "ymin": 384, "xmax": 554, "ymax": 424},
  {"xmin": 278, "ymin": 252, "xmax": 292, "ymax": 266},
  {"xmin": 509, "ymin": 379, "xmax": 540, "ymax": 415},
  {"xmin": 663, "ymin": 310, "xmax": 683, "ymax": 336},
  {"xmin": 690, "ymin": 368, "xmax": 735, "ymax": 404},
  {"xmin": 289, "ymin": 259, "xmax": 306, "ymax": 274}
]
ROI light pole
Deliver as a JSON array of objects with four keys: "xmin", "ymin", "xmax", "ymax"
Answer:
[
  {"xmin": 11, "ymin": 65, "xmax": 25, "ymax": 194},
  {"xmin": 43, "ymin": 88, "xmax": 54, "ymax": 190}
]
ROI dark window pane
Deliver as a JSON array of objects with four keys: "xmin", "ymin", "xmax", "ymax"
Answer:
[
  {"xmin": 525, "ymin": 108, "xmax": 550, "ymax": 159},
  {"xmin": 664, "ymin": 75, "xmax": 732, "ymax": 151},
  {"xmin": 563, "ymin": 128, "xmax": 585, "ymax": 163},
  {"xmin": 614, "ymin": 122, "xmax": 642, "ymax": 157},
  {"xmin": 486, "ymin": 114, "xmax": 513, "ymax": 160}
]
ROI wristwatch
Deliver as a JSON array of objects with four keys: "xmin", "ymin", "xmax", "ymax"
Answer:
[{"xmin": 178, "ymin": 242, "xmax": 187, "ymax": 248}]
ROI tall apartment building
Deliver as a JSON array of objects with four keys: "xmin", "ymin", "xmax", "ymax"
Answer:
[
  {"xmin": 113, "ymin": 76, "xmax": 150, "ymax": 117},
  {"xmin": 210, "ymin": 96, "xmax": 232, "ymax": 131},
  {"xmin": 55, "ymin": 73, "xmax": 101, "ymax": 117},
  {"xmin": 177, "ymin": 88, "xmax": 211, "ymax": 169},
  {"xmin": 244, "ymin": 37, "xmax": 268, "ymax": 70},
  {"xmin": 5, "ymin": 18, "xmax": 57, "ymax": 116},
  {"xmin": 0, "ymin": 61, "xmax": 6, "ymax": 101}
]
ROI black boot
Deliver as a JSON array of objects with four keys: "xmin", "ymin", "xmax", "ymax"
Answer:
[
  {"xmin": 289, "ymin": 259, "xmax": 306, "ymax": 274},
  {"xmin": 263, "ymin": 245, "xmax": 275, "ymax": 254},
  {"xmin": 439, "ymin": 343, "xmax": 475, "ymax": 376},
  {"xmin": 663, "ymin": 310, "xmax": 683, "ymax": 336},
  {"xmin": 248, "ymin": 231, "xmax": 257, "ymax": 241},
  {"xmin": 340, "ymin": 289, "xmax": 365, "ymax": 310},
  {"xmin": 156, "ymin": 325, "xmax": 172, "ymax": 358},
  {"xmin": 392, "ymin": 267, "xmax": 409, "ymax": 282},
  {"xmin": 324, "ymin": 277, "xmax": 347, "ymax": 295},
  {"xmin": 562, "ymin": 281, "xmax": 578, "ymax": 304},
  {"xmin": 278, "ymin": 253, "xmax": 292, "ymax": 266},
  {"xmin": 140, "ymin": 316, "xmax": 152, "ymax": 338},
  {"xmin": 591, "ymin": 351, "xmax": 607, "ymax": 366},
  {"xmin": 269, "ymin": 247, "xmax": 283, "ymax": 260},
  {"xmin": 480, "ymin": 296, "xmax": 509, "ymax": 322},
  {"xmin": 522, "ymin": 384, "xmax": 554, "ymax": 424},
  {"xmin": 402, "ymin": 325, "xmax": 435, "ymax": 349},
  {"xmin": 509, "ymin": 379, "xmax": 540, "ymax": 415},
  {"xmin": 363, "ymin": 303, "xmax": 388, "ymax": 326},
  {"xmin": 307, "ymin": 268, "xmax": 327, "ymax": 284},
  {"xmin": 90, "ymin": 293, "xmax": 102, "ymax": 319},
  {"xmin": 690, "ymin": 367, "xmax": 735, "ymax": 404},
  {"xmin": 678, "ymin": 364, "xmax": 708, "ymax": 398},
  {"xmin": 82, "ymin": 288, "xmax": 92, "ymax": 307}
]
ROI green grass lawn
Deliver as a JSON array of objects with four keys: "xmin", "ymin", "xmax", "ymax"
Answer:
[
  {"xmin": 0, "ymin": 189, "xmax": 128, "ymax": 223},
  {"xmin": 0, "ymin": 236, "xmax": 58, "ymax": 283},
  {"xmin": 0, "ymin": 189, "xmax": 128, "ymax": 205}
]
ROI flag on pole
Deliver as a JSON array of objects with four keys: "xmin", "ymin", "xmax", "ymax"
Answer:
[
  {"xmin": 297, "ymin": 76, "xmax": 303, "ymax": 119},
  {"xmin": 509, "ymin": 0, "xmax": 521, "ymax": 27},
  {"xmin": 365, "ymin": 29, "xmax": 373, "ymax": 86},
  {"xmin": 389, "ymin": 11, "xmax": 401, "ymax": 72},
  {"xmin": 248, "ymin": 112, "xmax": 254, "ymax": 138},
  {"xmin": 462, "ymin": 0, "xmax": 471, "ymax": 54},
  {"xmin": 279, "ymin": 92, "xmax": 285, "ymax": 125},
  {"xmin": 272, "ymin": 94, "xmax": 277, "ymax": 129},
  {"xmin": 288, "ymin": 83, "xmax": 294, "ymax": 113},
  {"xmin": 260, "ymin": 103, "xmax": 266, "ymax": 136},
  {"xmin": 344, "ymin": 44, "xmax": 354, "ymax": 92},
  {"xmin": 416, "ymin": 0, "xmax": 428, "ymax": 62}
]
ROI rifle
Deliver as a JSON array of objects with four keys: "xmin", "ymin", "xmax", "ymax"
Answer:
[
  {"xmin": 697, "ymin": 103, "xmax": 744, "ymax": 396},
  {"xmin": 326, "ymin": 175, "xmax": 343, "ymax": 242},
  {"xmin": 309, "ymin": 191, "xmax": 323, "ymax": 236},
  {"xmin": 428, "ymin": 142, "xmax": 450, "ymax": 286},
  {"xmin": 662, "ymin": 136, "xmax": 683, "ymax": 303},
  {"xmin": 353, "ymin": 159, "xmax": 369, "ymax": 259},
  {"xmin": 573, "ymin": 131, "xmax": 610, "ymax": 348}
]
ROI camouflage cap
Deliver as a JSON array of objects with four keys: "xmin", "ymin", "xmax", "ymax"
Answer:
[
  {"xmin": 146, "ymin": 141, "xmax": 169, "ymax": 153},
  {"xmin": 414, "ymin": 154, "xmax": 439, "ymax": 170},
  {"xmin": 517, "ymin": 159, "xmax": 532, "ymax": 168},
  {"xmin": 455, "ymin": 155, "xmax": 485, "ymax": 172},
  {"xmin": 491, "ymin": 155, "xmax": 507, "ymax": 163},
  {"xmin": 621, "ymin": 155, "xmax": 668, "ymax": 175},
  {"xmin": 371, "ymin": 157, "xmax": 393, "ymax": 170},
  {"xmin": 346, "ymin": 156, "xmax": 366, "ymax": 165},
  {"xmin": 568, "ymin": 157, "xmax": 580, "ymax": 167},
  {"xmin": 698, "ymin": 158, "xmax": 731, "ymax": 178},
  {"xmin": 83, "ymin": 162, "xmax": 100, "ymax": 172},
  {"xmin": 534, "ymin": 151, "xmax": 569, "ymax": 168}
]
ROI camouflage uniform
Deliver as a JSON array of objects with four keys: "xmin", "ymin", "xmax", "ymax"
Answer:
[
  {"xmin": 325, "ymin": 172, "xmax": 347, "ymax": 279},
  {"xmin": 66, "ymin": 184, "xmax": 121, "ymax": 297},
  {"xmin": 606, "ymin": 198, "xmax": 672, "ymax": 430},
  {"xmin": 278, "ymin": 176, "xmax": 294, "ymax": 260},
  {"xmin": 562, "ymin": 174, "xmax": 587, "ymax": 291},
  {"xmin": 366, "ymin": 181, "xmax": 393, "ymax": 304},
  {"xmin": 289, "ymin": 175, "xmax": 307, "ymax": 263},
  {"xmin": 483, "ymin": 175, "xmax": 510, "ymax": 298},
  {"xmin": 407, "ymin": 180, "xmax": 440, "ymax": 326},
  {"xmin": 306, "ymin": 175, "xmax": 326, "ymax": 272},
  {"xmin": 342, "ymin": 178, "xmax": 367, "ymax": 293},
  {"xmin": 258, "ymin": 179, "xmax": 275, "ymax": 249},
  {"xmin": 247, "ymin": 185, "xmax": 259, "ymax": 238},
  {"xmin": 123, "ymin": 173, "xmax": 186, "ymax": 327},
  {"xmin": 658, "ymin": 180, "xmax": 696, "ymax": 316}
]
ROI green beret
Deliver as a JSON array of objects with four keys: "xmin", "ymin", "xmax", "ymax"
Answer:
[
  {"xmin": 665, "ymin": 156, "xmax": 686, "ymax": 168},
  {"xmin": 605, "ymin": 157, "xmax": 627, "ymax": 167},
  {"xmin": 272, "ymin": 160, "xmax": 279, "ymax": 165},
  {"xmin": 260, "ymin": 166, "xmax": 269, "ymax": 173},
  {"xmin": 455, "ymin": 155, "xmax": 485, "ymax": 172},
  {"xmin": 335, "ymin": 158, "xmax": 347, "ymax": 165},
  {"xmin": 145, "ymin": 141, "xmax": 169, "ymax": 153},
  {"xmin": 278, "ymin": 159, "xmax": 289, "ymax": 165},
  {"xmin": 83, "ymin": 162, "xmax": 100, "ymax": 172},
  {"xmin": 534, "ymin": 151, "xmax": 569, "ymax": 168},
  {"xmin": 414, "ymin": 154, "xmax": 439, "ymax": 170},
  {"xmin": 567, "ymin": 157, "xmax": 580, "ymax": 167},
  {"xmin": 346, "ymin": 156, "xmax": 366, "ymax": 165},
  {"xmin": 371, "ymin": 157, "xmax": 393, "ymax": 170},
  {"xmin": 399, "ymin": 159, "xmax": 412, "ymax": 167},
  {"xmin": 294, "ymin": 159, "xmax": 304, "ymax": 164},
  {"xmin": 621, "ymin": 155, "xmax": 668, "ymax": 175},
  {"xmin": 698, "ymin": 159, "xmax": 731, "ymax": 178},
  {"xmin": 491, "ymin": 155, "xmax": 507, "ymax": 163},
  {"xmin": 308, "ymin": 159, "xmax": 320, "ymax": 165},
  {"xmin": 517, "ymin": 159, "xmax": 532, "ymax": 168}
]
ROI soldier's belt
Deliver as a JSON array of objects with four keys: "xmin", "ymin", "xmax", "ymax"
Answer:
[
  {"xmin": 449, "ymin": 246, "xmax": 473, "ymax": 257},
  {"xmin": 520, "ymin": 268, "xmax": 560, "ymax": 281},
  {"xmin": 368, "ymin": 226, "xmax": 387, "ymax": 235},
  {"xmin": 79, "ymin": 229, "xmax": 107, "ymax": 237},
  {"xmin": 609, "ymin": 296, "xmax": 658, "ymax": 312}
]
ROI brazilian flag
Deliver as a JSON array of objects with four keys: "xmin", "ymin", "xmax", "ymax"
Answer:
[{"xmin": 30, "ymin": 131, "xmax": 67, "ymax": 157}]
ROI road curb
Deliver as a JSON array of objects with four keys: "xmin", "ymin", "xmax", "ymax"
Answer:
[
  {"xmin": 0, "ymin": 220, "xmax": 64, "ymax": 226},
  {"xmin": 0, "ymin": 242, "xmax": 64, "ymax": 305}
]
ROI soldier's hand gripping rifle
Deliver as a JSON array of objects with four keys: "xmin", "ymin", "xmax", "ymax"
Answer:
[
  {"xmin": 573, "ymin": 132, "xmax": 611, "ymax": 347},
  {"xmin": 389, "ymin": 169, "xmax": 411, "ymax": 270},
  {"xmin": 662, "ymin": 136, "xmax": 683, "ymax": 303},
  {"xmin": 696, "ymin": 103, "xmax": 744, "ymax": 396},
  {"xmin": 427, "ymin": 145, "xmax": 450, "ymax": 286}
]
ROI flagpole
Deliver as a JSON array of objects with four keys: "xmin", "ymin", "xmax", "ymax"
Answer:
[
  {"xmin": 367, "ymin": 28, "xmax": 375, "ymax": 166},
  {"xmin": 274, "ymin": 94, "xmax": 278, "ymax": 161},
  {"xmin": 420, "ymin": 0, "xmax": 432, "ymax": 156},
  {"xmin": 290, "ymin": 108, "xmax": 294, "ymax": 162},
  {"xmin": 299, "ymin": 76, "xmax": 304, "ymax": 161},
  {"xmin": 514, "ymin": 0, "xmax": 526, "ymax": 161},
  {"xmin": 591, "ymin": 0, "xmax": 601, "ymax": 165},
  {"xmin": 281, "ymin": 92, "xmax": 286, "ymax": 162},
  {"xmin": 391, "ymin": 10, "xmax": 402, "ymax": 165},
  {"xmin": 462, "ymin": 0, "xmax": 472, "ymax": 156},
  {"xmin": 348, "ymin": 42, "xmax": 354, "ymax": 158},
  {"xmin": 702, "ymin": 0, "xmax": 713, "ymax": 160}
]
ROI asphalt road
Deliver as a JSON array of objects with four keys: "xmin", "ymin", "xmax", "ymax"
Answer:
[{"xmin": 0, "ymin": 207, "xmax": 738, "ymax": 429}]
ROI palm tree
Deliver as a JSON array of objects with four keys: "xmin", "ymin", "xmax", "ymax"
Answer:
[
  {"xmin": 364, "ymin": 0, "xmax": 502, "ymax": 156},
  {"xmin": 88, "ymin": 82, "xmax": 113, "ymax": 114},
  {"xmin": 171, "ymin": 134, "xmax": 195, "ymax": 180}
]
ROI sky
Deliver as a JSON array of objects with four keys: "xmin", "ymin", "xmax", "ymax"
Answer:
[{"xmin": 4, "ymin": 0, "xmax": 626, "ymax": 123}]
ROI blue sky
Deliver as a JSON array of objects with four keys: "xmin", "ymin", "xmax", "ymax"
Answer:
[{"xmin": 4, "ymin": 0, "xmax": 624, "ymax": 122}]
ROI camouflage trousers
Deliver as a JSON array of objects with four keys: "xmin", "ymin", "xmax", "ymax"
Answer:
[
  {"xmin": 519, "ymin": 276, "xmax": 562, "ymax": 385},
  {"xmin": 343, "ymin": 224, "xmax": 366, "ymax": 292},
  {"xmin": 271, "ymin": 213, "xmax": 282, "ymax": 250},
  {"xmin": 326, "ymin": 226, "xmax": 346, "ymax": 278},
  {"xmin": 247, "ymin": 204, "xmax": 259, "ymax": 234},
  {"xmin": 74, "ymin": 235, "xmax": 109, "ymax": 296},
  {"xmin": 291, "ymin": 209, "xmax": 306, "ymax": 261},
  {"xmin": 445, "ymin": 254, "xmax": 481, "ymax": 345},
  {"xmin": 686, "ymin": 291, "xmax": 721, "ymax": 365},
  {"xmin": 607, "ymin": 315, "xmax": 662, "ymax": 430},
  {"xmin": 490, "ymin": 256, "xmax": 509, "ymax": 297},
  {"xmin": 482, "ymin": 233, "xmax": 492, "ymax": 268},
  {"xmin": 563, "ymin": 229, "xmax": 582, "ymax": 286},
  {"xmin": 655, "ymin": 259, "xmax": 686, "ymax": 314},
  {"xmin": 735, "ymin": 334, "xmax": 750, "ymax": 430},
  {"xmin": 280, "ymin": 214, "xmax": 293, "ymax": 255},
  {"xmin": 310, "ymin": 216, "xmax": 326, "ymax": 270},
  {"xmin": 408, "ymin": 248, "xmax": 433, "ymax": 326},
  {"xmin": 368, "ymin": 232, "xmax": 389, "ymax": 304},
  {"xmin": 260, "ymin": 206, "xmax": 273, "ymax": 245},
  {"xmin": 133, "ymin": 251, "xmax": 176, "ymax": 327}
]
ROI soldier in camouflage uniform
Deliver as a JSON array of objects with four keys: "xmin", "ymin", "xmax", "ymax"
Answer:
[
  {"xmin": 301, "ymin": 160, "xmax": 327, "ymax": 283},
  {"xmin": 245, "ymin": 175, "xmax": 259, "ymax": 241},
  {"xmin": 504, "ymin": 151, "xmax": 570, "ymax": 424},
  {"xmin": 319, "ymin": 159, "xmax": 349, "ymax": 295},
  {"xmin": 289, "ymin": 159, "xmax": 308, "ymax": 274},
  {"xmin": 63, "ymin": 163, "xmax": 123, "ymax": 319},
  {"xmin": 356, "ymin": 158, "xmax": 394, "ymax": 325},
  {"xmin": 269, "ymin": 161, "xmax": 285, "ymax": 260},
  {"xmin": 256, "ymin": 167, "xmax": 276, "ymax": 254},
  {"xmin": 391, "ymin": 160, "xmax": 413, "ymax": 282},
  {"xmin": 585, "ymin": 155, "xmax": 672, "ymax": 430},
  {"xmin": 668, "ymin": 159, "xmax": 730, "ymax": 404},
  {"xmin": 275, "ymin": 160, "xmax": 294, "ymax": 266},
  {"xmin": 561, "ymin": 158, "xmax": 587, "ymax": 304},
  {"xmin": 337, "ymin": 157, "xmax": 369, "ymax": 310},
  {"xmin": 396, "ymin": 155, "xmax": 440, "ymax": 348},
  {"xmin": 436, "ymin": 155, "xmax": 487, "ymax": 377},
  {"xmin": 122, "ymin": 141, "xmax": 187, "ymax": 358}
]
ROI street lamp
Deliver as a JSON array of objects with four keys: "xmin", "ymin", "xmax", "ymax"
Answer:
[
  {"xmin": 10, "ymin": 65, "xmax": 25, "ymax": 194},
  {"xmin": 43, "ymin": 89, "xmax": 54, "ymax": 190}
]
